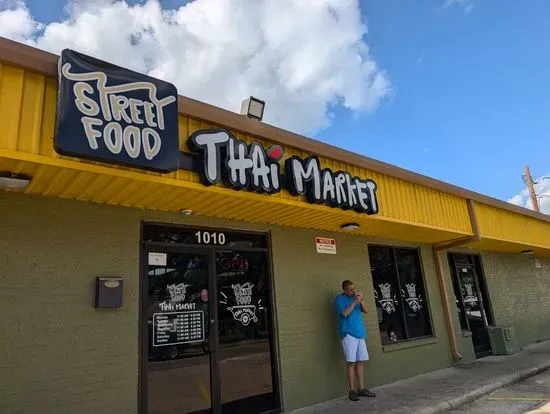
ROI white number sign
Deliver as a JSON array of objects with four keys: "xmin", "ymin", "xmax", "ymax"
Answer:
[{"xmin": 195, "ymin": 231, "xmax": 226, "ymax": 245}]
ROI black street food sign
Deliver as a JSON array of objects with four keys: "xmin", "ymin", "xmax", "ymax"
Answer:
[
  {"xmin": 55, "ymin": 49, "xmax": 180, "ymax": 173},
  {"xmin": 54, "ymin": 49, "xmax": 379, "ymax": 214},
  {"xmin": 188, "ymin": 129, "xmax": 379, "ymax": 215},
  {"xmin": 152, "ymin": 311, "xmax": 205, "ymax": 347}
]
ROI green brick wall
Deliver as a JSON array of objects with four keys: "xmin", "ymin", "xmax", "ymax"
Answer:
[
  {"xmin": 0, "ymin": 194, "xmax": 141, "ymax": 414},
  {"xmin": 271, "ymin": 231, "xmax": 454, "ymax": 410},
  {"xmin": 479, "ymin": 252, "xmax": 550, "ymax": 348},
  {"xmin": 1, "ymin": 192, "xmax": 459, "ymax": 413}
]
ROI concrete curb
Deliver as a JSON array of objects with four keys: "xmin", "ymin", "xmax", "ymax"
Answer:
[
  {"xmin": 383, "ymin": 363, "xmax": 550, "ymax": 414},
  {"xmin": 437, "ymin": 363, "xmax": 550, "ymax": 413},
  {"xmin": 526, "ymin": 401, "xmax": 550, "ymax": 414}
]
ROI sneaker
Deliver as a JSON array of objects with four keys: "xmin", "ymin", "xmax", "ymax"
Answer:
[
  {"xmin": 357, "ymin": 388, "xmax": 376, "ymax": 398},
  {"xmin": 348, "ymin": 389, "xmax": 360, "ymax": 401}
]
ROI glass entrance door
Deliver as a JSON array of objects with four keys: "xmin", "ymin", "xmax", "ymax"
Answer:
[
  {"xmin": 141, "ymin": 224, "xmax": 279, "ymax": 414},
  {"xmin": 448, "ymin": 254, "xmax": 493, "ymax": 358},
  {"xmin": 144, "ymin": 249, "xmax": 215, "ymax": 414},
  {"xmin": 215, "ymin": 250, "xmax": 277, "ymax": 413}
]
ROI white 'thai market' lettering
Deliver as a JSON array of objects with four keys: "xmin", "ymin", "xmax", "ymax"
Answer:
[
  {"xmin": 188, "ymin": 128, "xmax": 379, "ymax": 215},
  {"xmin": 61, "ymin": 63, "xmax": 176, "ymax": 160},
  {"xmin": 189, "ymin": 129, "xmax": 282, "ymax": 193},
  {"xmin": 285, "ymin": 155, "xmax": 378, "ymax": 215}
]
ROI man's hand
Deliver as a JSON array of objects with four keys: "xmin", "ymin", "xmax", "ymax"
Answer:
[
  {"xmin": 356, "ymin": 291, "xmax": 368, "ymax": 313},
  {"xmin": 341, "ymin": 295, "xmax": 360, "ymax": 317}
]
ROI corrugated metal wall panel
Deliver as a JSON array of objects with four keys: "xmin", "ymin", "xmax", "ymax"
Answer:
[
  {"xmin": 475, "ymin": 202, "xmax": 550, "ymax": 249},
  {"xmin": 14, "ymin": 62, "xmax": 550, "ymax": 243},
  {"xmin": 0, "ymin": 63, "xmax": 472, "ymax": 234},
  {"xmin": 182, "ymin": 118, "xmax": 473, "ymax": 234}
]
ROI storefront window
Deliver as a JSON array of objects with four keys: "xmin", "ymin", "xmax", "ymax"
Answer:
[{"xmin": 369, "ymin": 245, "xmax": 433, "ymax": 344}]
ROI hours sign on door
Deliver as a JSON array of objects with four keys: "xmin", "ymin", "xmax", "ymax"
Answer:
[{"xmin": 315, "ymin": 237, "xmax": 336, "ymax": 255}]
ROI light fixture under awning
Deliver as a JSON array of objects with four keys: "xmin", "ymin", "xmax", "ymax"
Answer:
[{"xmin": 0, "ymin": 172, "xmax": 31, "ymax": 190}]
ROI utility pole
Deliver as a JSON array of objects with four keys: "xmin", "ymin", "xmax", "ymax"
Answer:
[{"xmin": 524, "ymin": 165, "xmax": 541, "ymax": 212}]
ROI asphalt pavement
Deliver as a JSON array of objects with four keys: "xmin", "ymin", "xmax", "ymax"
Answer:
[{"xmin": 448, "ymin": 368, "xmax": 550, "ymax": 414}]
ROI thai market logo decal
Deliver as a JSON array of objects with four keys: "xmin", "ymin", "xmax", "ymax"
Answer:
[
  {"xmin": 402, "ymin": 283, "xmax": 423, "ymax": 312},
  {"xmin": 188, "ymin": 129, "xmax": 379, "ymax": 215},
  {"xmin": 167, "ymin": 283, "xmax": 190, "ymax": 303},
  {"xmin": 375, "ymin": 283, "xmax": 398, "ymax": 314},
  {"xmin": 220, "ymin": 282, "xmax": 264, "ymax": 326},
  {"xmin": 159, "ymin": 282, "xmax": 196, "ymax": 312},
  {"xmin": 55, "ymin": 49, "xmax": 180, "ymax": 173}
]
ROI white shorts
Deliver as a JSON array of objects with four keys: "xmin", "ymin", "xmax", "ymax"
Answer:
[{"xmin": 342, "ymin": 334, "xmax": 369, "ymax": 363}]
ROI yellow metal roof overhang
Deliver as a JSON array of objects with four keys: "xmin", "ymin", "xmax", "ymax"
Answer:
[
  {"xmin": 0, "ymin": 149, "xmax": 470, "ymax": 244},
  {"xmin": 1, "ymin": 36, "xmax": 550, "ymax": 255}
]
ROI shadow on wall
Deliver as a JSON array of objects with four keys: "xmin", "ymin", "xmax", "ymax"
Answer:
[{"xmin": 322, "ymin": 289, "xmax": 348, "ymax": 392}]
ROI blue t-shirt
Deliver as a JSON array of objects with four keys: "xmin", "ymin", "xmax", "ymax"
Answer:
[{"xmin": 335, "ymin": 293, "xmax": 367, "ymax": 340}]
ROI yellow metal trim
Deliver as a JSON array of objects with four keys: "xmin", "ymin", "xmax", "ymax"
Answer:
[{"xmin": 0, "ymin": 148, "xmax": 474, "ymax": 236}]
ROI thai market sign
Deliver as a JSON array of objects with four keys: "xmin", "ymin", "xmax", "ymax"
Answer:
[
  {"xmin": 188, "ymin": 129, "xmax": 379, "ymax": 215},
  {"xmin": 55, "ymin": 50, "xmax": 379, "ymax": 215}
]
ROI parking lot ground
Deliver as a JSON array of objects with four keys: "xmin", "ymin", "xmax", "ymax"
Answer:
[{"xmin": 447, "ymin": 367, "xmax": 550, "ymax": 414}]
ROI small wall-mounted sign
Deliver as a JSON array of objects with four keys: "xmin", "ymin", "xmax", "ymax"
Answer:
[
  {"xmin": 95, "ymin": 277, "xmax": 123, "ymax": 308},
  {"xmin": 315, "ymin": 237, "xmax": 337, "ymax": 255},
  {"xmin": 55, "ymin": 49, "xmax": 180, "ymax": 173},
  {"xmin": 148, "ymin": 252, "xmax": 167, "ymax": 266}
]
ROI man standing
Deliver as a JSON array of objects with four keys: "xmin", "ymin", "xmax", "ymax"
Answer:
[{"xmin": 335, "ymin": 279, "xmax": 376, "ymax": 401}]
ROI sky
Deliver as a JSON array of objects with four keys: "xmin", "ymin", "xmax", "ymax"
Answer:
[{"xmin": 0, "ymin": 0, "xmax": 549, "ymax": 213}]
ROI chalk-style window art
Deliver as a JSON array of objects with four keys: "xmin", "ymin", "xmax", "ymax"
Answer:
[
  {"xmin": 216, "ymin": 251, "xmax": 270, "ymax": 345},
  {"xmin": 369, "ymin": 245, "xmax": 433, "ymax": 344},
  {"xmin": 221, "ymin": 282, "xmax": 263, "ymax": 327}
]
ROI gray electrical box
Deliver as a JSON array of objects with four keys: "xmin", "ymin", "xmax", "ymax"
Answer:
[
  {"xmin": 95, "ymin": 277, "xmax": 123, "ymax": 308},
  {"xmin": 488, "ymin": 325, "xmax": 520, "ymax": 355}
]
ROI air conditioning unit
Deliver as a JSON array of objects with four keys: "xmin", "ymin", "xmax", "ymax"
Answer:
[{"xmin": 487, "ymin": 326, "xmax": 520, "ymax": 355}]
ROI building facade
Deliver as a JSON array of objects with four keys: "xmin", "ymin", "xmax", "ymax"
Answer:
[{"xmin": 1, "ymin": 37, "xmax": 549, "ymax": 414}]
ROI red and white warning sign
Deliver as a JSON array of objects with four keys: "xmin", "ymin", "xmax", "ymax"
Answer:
[{"xmin": 315, "ymin": 237, "xmax": 336, "ymax": 255}]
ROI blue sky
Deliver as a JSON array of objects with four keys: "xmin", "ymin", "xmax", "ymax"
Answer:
[
  {"xmin": 317, "ymin": 0, "xmax": 550, "ymax": 202},
  {"xmin": 8, "ymin": 0, "xmax": 550, "ymax": 205}
]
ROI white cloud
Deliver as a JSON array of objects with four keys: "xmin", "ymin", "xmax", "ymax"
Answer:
[
  {"xmin": 442, "ymin": 0, "xmax": 475, "ymax": 14},
  {"xmin": 0, "ymin": 0, "xmax": 42, "ymax": 42},
  {"xmin": 507, "ymin": 174, "xmax": 550, "ymax": 214},
  {"xmin": 0, "ymin": 0, "xmax": 391, "ymax": 135}
]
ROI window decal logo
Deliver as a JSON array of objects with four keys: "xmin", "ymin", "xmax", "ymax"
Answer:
[
  {"xmin": 375, "ymin": 283, "xmax": 398, "ymax": 314},
  {"xmin": 220, "ymin": 282, "xmax": 264, "ymax": 326},
  {"xmin": 402, "ymin": 282, "xmax": 423, "ymax": 312}
]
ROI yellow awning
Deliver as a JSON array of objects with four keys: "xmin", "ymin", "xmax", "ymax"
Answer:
[{"xmin": 1, "ymin": 37, "xmax": 550, "ymax": 256}]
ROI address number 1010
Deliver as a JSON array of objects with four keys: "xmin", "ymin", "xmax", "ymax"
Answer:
[{"xmin": 195, "ymin": 231, "xmax": 226, "ymax": 245}]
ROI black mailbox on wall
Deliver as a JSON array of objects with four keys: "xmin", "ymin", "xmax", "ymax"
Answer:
[{"xmin": 95, "ymin": 277, "xmax": 123, "ymax": 308}]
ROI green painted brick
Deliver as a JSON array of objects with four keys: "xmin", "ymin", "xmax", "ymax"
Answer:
[{"xmin": 0, "ymin": 192, "xmax": 481, "ymax": 413}]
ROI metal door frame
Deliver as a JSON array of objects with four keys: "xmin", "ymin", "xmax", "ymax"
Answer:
[
  {"xmin": 448, "ymin": 253, "xmax": 493, "ymax": 357},
  {"xmin": 138, "ymin": 222, "xmax": 282, "ymax": 414},
  {"xmin": 140, "ymin": 244, "xmax": 220, "ymax": 413}
]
